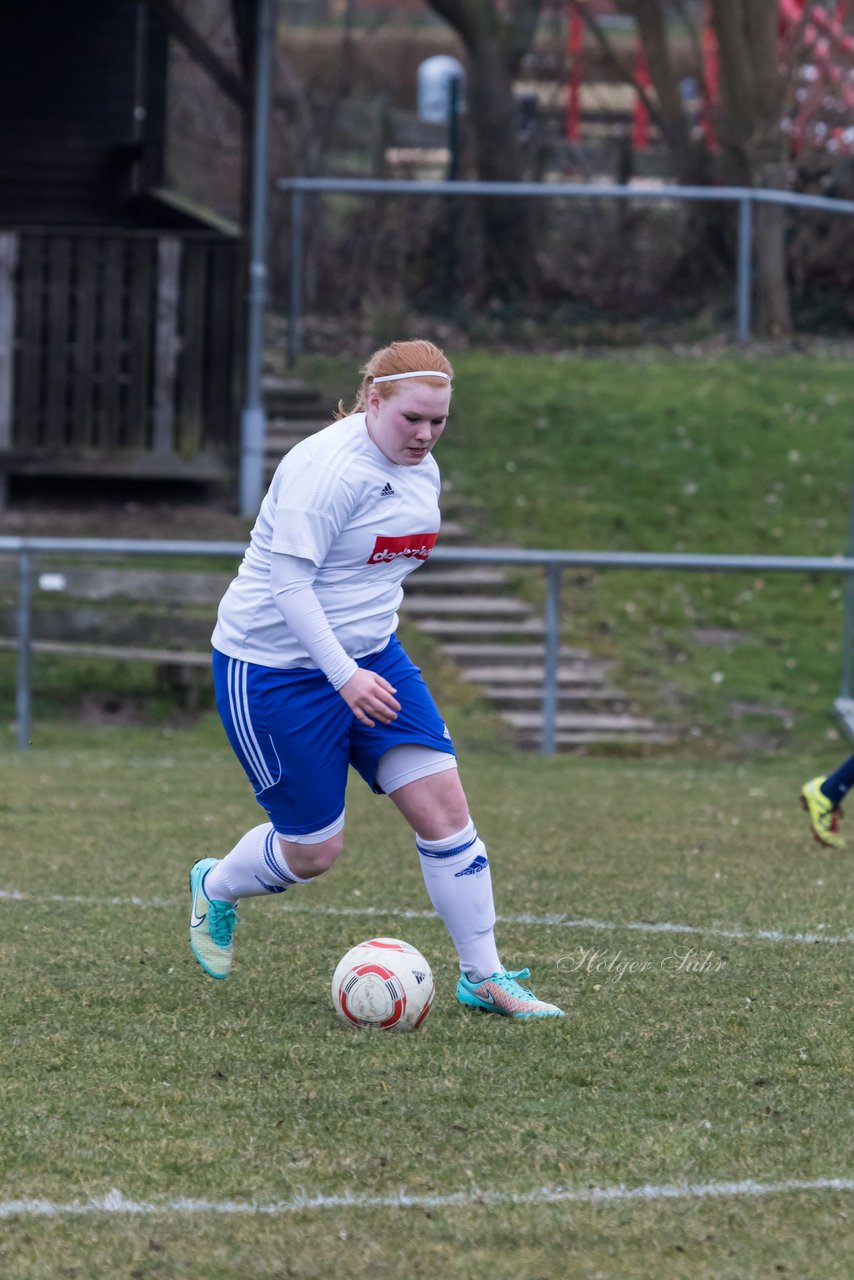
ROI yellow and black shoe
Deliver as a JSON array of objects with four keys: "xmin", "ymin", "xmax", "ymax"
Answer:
[{"xmin": 800, "ymin": 777, "xmax": 844, "ymax": 849}]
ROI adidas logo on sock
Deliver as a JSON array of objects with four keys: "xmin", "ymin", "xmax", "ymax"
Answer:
[
  {"xmin": 379, "ymin": 482, "xmax": 395, "ymax": 497},
  {"xmin": 454, "ymin": 854, "xmax": 489, "ymax": 878}
]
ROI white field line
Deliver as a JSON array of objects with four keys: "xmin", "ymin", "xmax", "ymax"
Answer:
[
  {"xmin": 0, "ymin": 889, "xmax": 177, "ymax": 908},
  {"xmin": 1, "ymin": 888, "xmax": 852, "ymax": 946},
  {"xmin": 278, "ymin": 902, "xmax": 854, "ymax": 946},
  {"xmin": 1, "ymin": 1177, "xmax": 853, "ymax": 1220}
]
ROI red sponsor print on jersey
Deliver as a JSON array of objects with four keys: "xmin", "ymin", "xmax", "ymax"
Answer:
[{"xmin": 367, "ymin": 532, "xmax": 438, "ymax": 565}]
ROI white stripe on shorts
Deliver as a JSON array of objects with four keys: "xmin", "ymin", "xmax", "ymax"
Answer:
[{"xmin": 227, "ymin": 658, "xmax": 275, "ymax": 791}]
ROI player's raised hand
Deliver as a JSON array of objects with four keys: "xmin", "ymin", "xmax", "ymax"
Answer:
[{"xmin": 338, "ymin": 669, "xmax": 400, "ymax": 726}]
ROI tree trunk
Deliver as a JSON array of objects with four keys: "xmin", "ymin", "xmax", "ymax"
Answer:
[
  {"xmin": 710, "ymin": 0, "xmax": 792, "ymax": 335},
  {"xmin": 629, "ymin": 0, "xmax": 709, "ymax": 187},
  {"xmin": 753, "ymin": 166, "xmax": 793, "ymax": 337},
  {"xmin": 426, "ymin": 0, "xmax": 544, "ymax": 300},
  {"xmin": 619, "ymin": 0, "xmax": 729, "ymax": 293},
  {"xmin": 616, "ymin": 0, "xmax": 792, "ymax": 334}
]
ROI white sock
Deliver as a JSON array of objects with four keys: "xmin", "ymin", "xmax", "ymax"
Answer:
[
  {"xmin": 416, "ymin": 817, "xmax": 501, "ymax": 982},
  {"xmin": 204, "ymin": 824, "xmax": 313, "ymax": 902}
]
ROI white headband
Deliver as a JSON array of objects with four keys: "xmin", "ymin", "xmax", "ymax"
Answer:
[{"xmin": 371, "ymin": 370, "xmax": 451, "ymax": 384}]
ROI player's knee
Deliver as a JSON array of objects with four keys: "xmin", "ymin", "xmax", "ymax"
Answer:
[
  {"xmin": 440, "ymin": 790, "xmax": 470, "ymax": 833},
  {"xmin": 418, "ymin": 778, "xmax": 470, "ymax": 841},
  {"xmin": 279, "ymin": 830, "xmax": 344, "ymax": 877}
]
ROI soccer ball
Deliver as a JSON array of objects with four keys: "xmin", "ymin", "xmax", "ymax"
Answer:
[{"xmin": 331, "ymin": 937, "xmax": 435, "ymax": 1031}]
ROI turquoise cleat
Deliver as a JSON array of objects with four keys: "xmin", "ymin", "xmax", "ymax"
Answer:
[
  {"xmin": 456, "ymin": 967, "xmax": 564, "ymax": 1019},
  {"xmin": 188, "ymin": 858, "xmax": 239, "ymax": 979}
]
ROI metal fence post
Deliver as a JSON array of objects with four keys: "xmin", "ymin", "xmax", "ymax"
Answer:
[
  {"xmin": 736, "ymin": 196, "xmax": 753, "ymax": 344},
  {"xmin": 287, "ymin": 188, "xmax": 304, "ymax": 367},
  {"xmin": 8, "ymin": 537, "xmax": 854, "ymax": 750},
  {"xmin": 276, "ymin": 178, "xmax": 854, "ymax": 354},
  {"xmin": 238, "ymin": 0, "xmax": 275, "ymax": 519},
  {"xmin": 839, "ymin": 441, "xmax": 854, "ymax": 701},
  {"xmin": 15, "ymin": 548, "xmax": 33, "ymax": 750},
  {"xmin": 842, "ymin": 573, "xmax": 854, "ymax": 702},
  {"xmin": 541, "ymin": 564, "xmax": 562, "ymax": 755}
]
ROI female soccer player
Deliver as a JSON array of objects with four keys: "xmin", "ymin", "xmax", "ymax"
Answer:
[{"xmin": 189, "ymin": 339, "xmax": 563, "ymax": 1019}]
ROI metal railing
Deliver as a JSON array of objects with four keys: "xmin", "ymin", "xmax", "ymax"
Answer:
[
  {"xmin": 276, "ymin": 177, "xmax": 854, "ymax": 364},
  {"xmin": 4, "ymin": 536, "xmax": 854, "ymax": 754}
]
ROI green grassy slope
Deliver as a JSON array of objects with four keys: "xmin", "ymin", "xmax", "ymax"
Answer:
[{"xmin": 307, "ymin": 349, "xmax": 854, "ymax": 757}]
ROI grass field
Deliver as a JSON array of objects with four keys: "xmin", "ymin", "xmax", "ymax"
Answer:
[
  {"xmin": 2, "ymin": 349, "xmax": 853, "ymax": 1275},
  {"xmin": 2, "ymin": 722, "xmax": 853, "ymax": 1278}
]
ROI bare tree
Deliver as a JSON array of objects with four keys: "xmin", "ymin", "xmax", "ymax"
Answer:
[
  {"xmin": 575, "ymin": 0, "xmax": 792, "ymax": 334},
  {"xmin": 425, "ymin": 0, "xmax": 546, "ymax": 298},
  {"xmin": 709, "ymin": 0, "xmax": 791, "ymax": 333}
]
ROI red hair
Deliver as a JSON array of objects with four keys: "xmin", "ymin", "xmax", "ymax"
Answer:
[{"xmin": 336, "ymin": 340, "xmax": 453, "ymax": 418}]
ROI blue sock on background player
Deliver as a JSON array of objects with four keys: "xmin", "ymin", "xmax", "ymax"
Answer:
[{"xmin": 820, "ymin": 754, "xmax": 854, "ymax": 806}]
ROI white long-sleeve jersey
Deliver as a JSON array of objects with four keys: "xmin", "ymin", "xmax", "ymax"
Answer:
[{"xmin": 212, "ymin": 413, "xmax": 441, "ymax": 670}]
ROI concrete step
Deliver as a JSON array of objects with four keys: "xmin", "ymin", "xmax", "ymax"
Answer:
[
  {"xmin": 262, "ymin": 375, "xmax": 321, "ymax": 395},
  {"xmin": 265, "ymin": 404, "xmax": 326, "ymax": 424},
  {"xmin": 480, "ymin": 685, "xmax": 629, "ymax": 707},
  {"xmin": 267, "ymin": 414, "xmax": 330, "ymax": 433},
  {"xmin": 0, "ymin": 636, "xmax": 210, "ymax": 667},
  {"xmin": 460, "ymin": 663, "xmax": 608, "ymax": 685},
  {"xmin": 265, "ymin": 419, "xmax": 330, "ymax": 450},
  {"xmin": 406, "ymin": 567, "xmax": 508, "ymax": 592},
  {"xmin": 418, "ymin": 618, "xmax": 547, "ymax": 638},
  {"xmin": 513, "ymin": 728, "xmax": 677, "ymax": 748},
  {"xmin": 400, "ymin": 595, "xmax": 534, "ymax": 617},
  {"xmin": 18, "ymin": 565, "xmax": 230, "ymax": 605},
  {"xmin": 262, "ymin": 377, "xmax": 326, "ymax": 414},
  {"xmin": 439, "ymin": 641, "xmax": 592, "ymax": 661},
  {"xmin": 502, "ymin": 710, "xmax": 660, "ymax": 733},
  {"xmin": 435, "ymin": 521, "xmax": 467, "ymax": 542}
]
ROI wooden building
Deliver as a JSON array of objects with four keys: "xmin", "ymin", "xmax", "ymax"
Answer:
[{"xmin": 0, "ymin": 0, "xmax": 245, "ymax": 505}]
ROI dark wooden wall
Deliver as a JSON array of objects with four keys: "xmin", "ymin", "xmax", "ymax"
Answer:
[
  {"xmin": 0, "ymin": 3, "xmax": 246, "ymax": 499},
  {"xmin": 0, "ymin": 228, "xmax": 241, "ymax": 483},
  {"xmin": 0, "ymin": 0, "xmax": 167, "ymax": 225}
]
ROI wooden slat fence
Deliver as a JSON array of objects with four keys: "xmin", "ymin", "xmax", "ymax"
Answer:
[{"xmin": 0, "ymin": 227, "xmax": 242, "ymax": 484}]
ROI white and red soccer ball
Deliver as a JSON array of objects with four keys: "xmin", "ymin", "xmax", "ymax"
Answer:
[{"xmin": 331, "ymin": 937, "xmax": 435, "ymax": 1031}]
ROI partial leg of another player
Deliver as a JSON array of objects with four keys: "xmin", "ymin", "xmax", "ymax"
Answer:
[
  {"xmin": 801, "ymin": 780, "xmax": 843, "ymax": 848},
  {"xmin": 800, "ymin": 754, "xmax": 854, "ymax": 848}
]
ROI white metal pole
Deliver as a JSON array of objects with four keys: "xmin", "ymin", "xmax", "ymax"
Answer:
[{"xmin": 239, "ymin": 0, "xmax": 276, "ymax": 518}]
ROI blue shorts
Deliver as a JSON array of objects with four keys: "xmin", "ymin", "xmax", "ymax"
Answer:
[{"xmin": 212, "ymin": 635, "xmax": 456, "ymax": 836}]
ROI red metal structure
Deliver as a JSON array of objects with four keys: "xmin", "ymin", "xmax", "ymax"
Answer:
[
  {"xmin": 778, "ymin": 0, "xmax": 854, "ymax": 154},
  {"xmin": 565, "ymin": 0, "xmax": 854, "ymax": 157}
]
